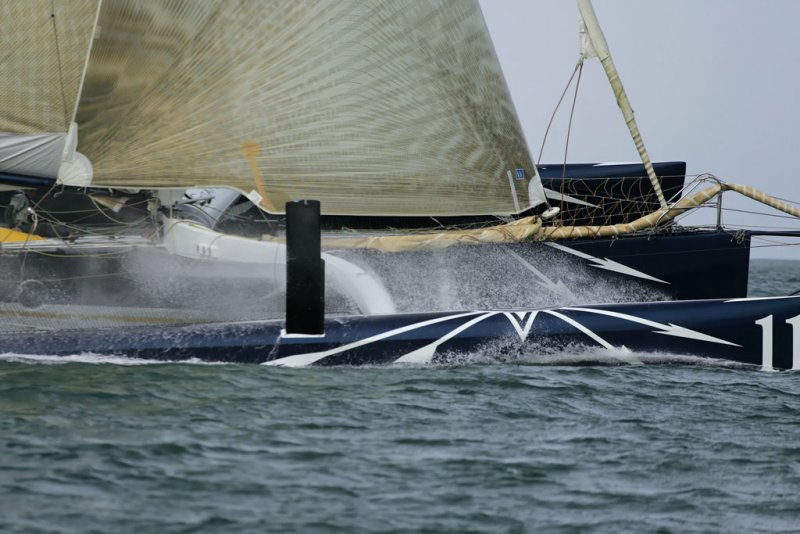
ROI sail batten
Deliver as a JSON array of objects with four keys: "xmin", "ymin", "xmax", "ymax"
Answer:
[{"xmin": 75, "ymin": 0, "xmax": 544, "ymax": 216}]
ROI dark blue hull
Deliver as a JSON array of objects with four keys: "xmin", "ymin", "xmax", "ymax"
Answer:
[
  {"xmin": 551, "ymin": 228, "xmax": 751, "ymax": 300},
  {"xmin": 0, "ymin": 163, "xmax": 749, "ymax": 306},
  {"xmin": 337, "ymin": 229, "xmax": 751, "ymax": 312},
  {"xmin": 539, "ymin": 161, "xmax": 686, "ymax": 226},
  {"xmin": 0, "ymin": 229, "xmax": 752, "ymax": 314},
  {"xmin": 2, "ymin": 296, "xmax": 797, "ymax": 370}
]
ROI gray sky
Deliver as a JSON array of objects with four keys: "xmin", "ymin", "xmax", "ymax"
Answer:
[{"xmin": 480, "ymin": 0, "xmax": 800, "ymax": 258}]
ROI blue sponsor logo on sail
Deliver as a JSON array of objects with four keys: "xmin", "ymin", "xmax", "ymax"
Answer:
[{"xmin": 515, "ymin": 168, "xmax": 525, "ymax": 180}]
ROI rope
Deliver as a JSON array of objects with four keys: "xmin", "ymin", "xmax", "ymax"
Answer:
[
  {"xmin": 4, "ymin": 181, "xmax": 799, "ymax": 255},
  {"xmin": 49, "ymin": 1, "xmax": 70, "ymax": 130},
  {"xmin": 562, "ymin": 60, "xmax": 584, "ymax": 183},
  {"xmin": 543, "ymin": 182, "xmax": 800, "ymax": 241},
  {"xmin": 542, "ymin": 184, "xmax": 722, "ymax": 240},
  {"xmin": 258, "ymin": 216, "xmax": 543, "ymax": 253},
  {"xmin": 724, "ymin": 183, "xmax": 800, "ymax": 219},
  {"xmin": 539, "ymin": 61, "xmax": 583, "ymax": 163}
]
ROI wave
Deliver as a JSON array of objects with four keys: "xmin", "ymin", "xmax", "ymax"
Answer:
[
  {"xmin": 0, "ymin": 352, "xmax": 231, "ymax": 366},
  {"xmin": 0, "ymin": 345, "xmax": 760, "ymax": 370}
]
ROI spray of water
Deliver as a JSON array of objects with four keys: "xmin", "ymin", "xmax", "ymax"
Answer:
[
  {"xmin": 1, "ymin": 235, "xmax": 678, "ymax": 365},
  {"xmin": 334, "ymin": 242, "xmax": 668, "ymax": 313},
  {"xmin": 402, "ymin": 343, "xmax": 756, "ymax": 370}
]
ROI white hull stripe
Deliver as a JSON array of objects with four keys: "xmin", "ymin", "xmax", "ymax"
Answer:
[
  {"xmin": 503, "ymin": 311, "xmax": 538, "ymax": 341},
  {"xmin": 545, "ymin": 310, "xmax": 615, "ymax": 350},
  {"xmin": 265, "ymin": 311, "xmax": 485, "ymax": 367},
  {"xmin": 545, "ymin": 310, "xmax": 642, "ymax": 365},
  {"xmin": 503, "ymin": 247, "xmax": 576, "ymax": 298},
  {"xmin": 395, "ymin": 311, "xmax": 499, "ymax": 364},
  {"xmin": 543, "ymin": 187, "xmax": 598, "ymax": 208},
  {"xmin": 563, "ymin": 307, "xmax": 739, "ymax": 346},
  {"xmin": 725, "ymin": 296, "xmax": 800, "ymax": 303},
  {"xmin": 545, "ymin": 242, "xmax": 669, "ymax": 284}
]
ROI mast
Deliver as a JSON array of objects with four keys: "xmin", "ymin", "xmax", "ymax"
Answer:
[{"xmin": 577, "ymin": 0, "xmax": 667, "ymax": 209}]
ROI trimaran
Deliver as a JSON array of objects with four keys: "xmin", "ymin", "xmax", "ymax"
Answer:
[{"xmin": 1, "ymin": 0, "xmax": 799, "ymax": 368}]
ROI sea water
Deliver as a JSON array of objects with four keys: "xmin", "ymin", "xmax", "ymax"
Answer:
[{"xmin": 1, "ymin": 259, "xmax": 799, "ymax": 533}]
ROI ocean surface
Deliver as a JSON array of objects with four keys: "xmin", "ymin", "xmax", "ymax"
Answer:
[{"xmin": 1, "ymin": 259, "xmax": 799, "ymax": 533}]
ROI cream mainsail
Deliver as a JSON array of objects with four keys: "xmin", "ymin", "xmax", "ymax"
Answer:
[
  {"xmin": 0, "ymin": 0, "xmax": 99, "ymax": 181},
  {"xmin": 73, "ymin": 0, "xmax": 545, "ymax": 216}
]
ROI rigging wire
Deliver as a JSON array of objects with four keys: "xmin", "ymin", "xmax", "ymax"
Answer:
[
  {"xmin": 562, "ymin": 60, "xmax": 584, "ymax": 182},
  {"xmin": 752, "ymin": 237, "xmax": 800, "ymax": 249},
  {"xmin": 49, "ymin": 0, "xmax": 70, "ymax": 129},
  {"xmin": 16, "ymin": 209, "xmax": 39, "ymax": 287},
  {"xmin": 538, "ymin": 61, "xmax": 583, "ymax": 163}
]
